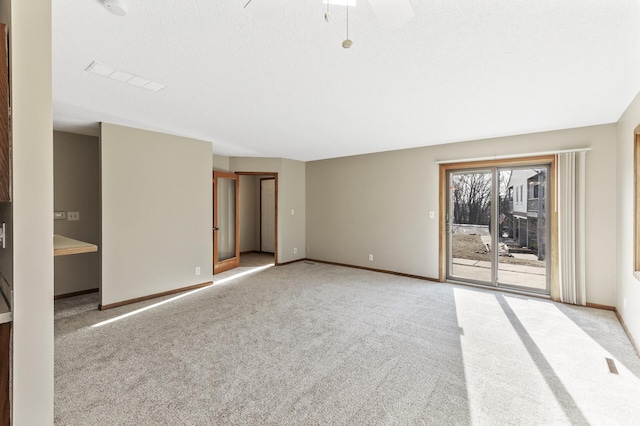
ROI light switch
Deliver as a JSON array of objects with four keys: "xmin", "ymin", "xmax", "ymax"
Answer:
[
  {"xmin": 429, "ymin": 211, "xmax": 435, "ymax": 219},
  {"xmin": 54, "ymin": 211, "xmax": 66, "ymax": 220}
]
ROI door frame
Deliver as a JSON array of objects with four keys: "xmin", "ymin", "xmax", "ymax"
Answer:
[
  {"xmin": 438, "ymin": 155, "xmax": 559, "ymax": 299},
  {"xmin": 213, "ymin": 171, "xmax": 240, "ymax": 274},
  {"xmin": 235, "ymin": 172, "xmax": 278, "ymax": 265}
]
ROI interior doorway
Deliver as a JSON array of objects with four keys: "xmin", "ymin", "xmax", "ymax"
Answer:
[
  {"xmin": 440, "ymin": 157, "xmax": 554, "ymax": 295},
  {"xmin": 260, "ymin": 178, "xmax": 276, "ymax": 253},
  {"xmin": 236, "ymin": 172, "xmax": 278, "ymax": 268},
  {"xmin": 213, "ymin": 172, "xmax": 278, "ymax": 274}
]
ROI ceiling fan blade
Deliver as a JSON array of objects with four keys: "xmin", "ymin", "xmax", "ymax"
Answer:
[
  {"xmin": 368, "ymin": 0, "xmax": 414, "ymax": 31},
  {"xmin": 244, "ymin": 0, "xmax": 294, "ymax": 17}
]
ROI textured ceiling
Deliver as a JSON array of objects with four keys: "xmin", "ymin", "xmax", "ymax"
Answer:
[{"xmin": 53, "ymin": 1, "xmax": 640, "ymax": 161}]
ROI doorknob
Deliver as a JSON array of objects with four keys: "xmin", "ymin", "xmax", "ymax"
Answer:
[{"xmin": 213, "ymin": 227, "xmax": 219, "ymax": 231}]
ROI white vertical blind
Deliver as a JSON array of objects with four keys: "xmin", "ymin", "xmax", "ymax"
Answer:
[{"xmin": 557, "ymin": 151, "xmax": 586, "ymax": 305}]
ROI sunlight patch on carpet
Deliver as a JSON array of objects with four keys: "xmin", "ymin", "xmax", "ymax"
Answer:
[{"xmin": 92, "ymin": 263, "xmax": 274, "ymax": 328}]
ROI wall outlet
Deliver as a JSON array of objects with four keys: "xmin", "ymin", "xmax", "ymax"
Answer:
[
  {"xmin": 68, "ymin": 211, "xmax": 80, "ymax": 221},
  {"xmin": 291, "ymin": 209, "xmax": 295, "ymax": 215},
  {"xmin": 369, "ymin": 254, "xmax": 374, "ymax": 261},
  {"xmin": 195, "ymin": 266, "xmax": 201, "ymax": 276},
  {"xmin": 294, "ymin": 247, "xmax": 298, "ymax": 254}
]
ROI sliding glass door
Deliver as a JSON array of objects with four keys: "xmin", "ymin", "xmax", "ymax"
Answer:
[{"xmin": 447, "ymin": 165, "xmax": 550, "ymax": 293}]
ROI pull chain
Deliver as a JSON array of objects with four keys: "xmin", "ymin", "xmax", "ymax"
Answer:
[{"xmin": 342, "ymin": 3, "xmax": 353, "ymax": 48}]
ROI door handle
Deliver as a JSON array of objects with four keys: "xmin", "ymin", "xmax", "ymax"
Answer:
[{"xmin": 213, "ymin": 227, "xmax": 219, "ymax": 231}]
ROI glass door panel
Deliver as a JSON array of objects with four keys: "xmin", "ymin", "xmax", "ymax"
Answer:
[
  {"xmin": 497, "ymin": 167, "xmax": 548, "ymax": 292},
  {"xmin": 217, "ymin": 177, "xmax": 236, "ymax": 262},
  {"xmin": 448, "ymin": 170, "xmax": 493, "ymax": 284},
  {"xmin": 213, "ymin": 171, "xmax": 240, "ymax": 274}
]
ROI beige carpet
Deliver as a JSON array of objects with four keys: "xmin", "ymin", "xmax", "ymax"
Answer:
[{"xmin": 55, "ymin": 259, "xmax": 640, "ymax": 425}]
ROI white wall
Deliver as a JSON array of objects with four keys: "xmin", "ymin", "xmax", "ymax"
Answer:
[
  {"xmin": 6, "ymin": 0, "xmax": 54, "ymax": 423},
  {"xmin": 213, "ymin": 154, "xmax": 230, "ymax": 172},
  {"xmin": 54, "ymin": 131, "xmax": 100, "ymax": 296},
  {"xmin": 616, "ymin": 90, "xmax": 640, "ymax": 349},
  {"xmin": 280, "ymin": 159, "xmax": 306, "ymax": 262},
  {"xmin": 101, "ymin": 123, "xmax": 213, "ymax": 306},
  {"xmin": 227, "ymin": 157, "xmax": 306, "ymax": 264},
  {"xmin": 306, "ymin": 124, "xmax": 618, "ymax": 306}
]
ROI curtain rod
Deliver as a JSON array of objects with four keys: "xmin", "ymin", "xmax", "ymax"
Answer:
[{"xmin": 435, "ymin": 148, "xmax": 591, "ymax": 164}]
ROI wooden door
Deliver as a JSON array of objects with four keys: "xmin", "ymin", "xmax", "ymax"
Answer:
[
  {"xmin": 0, "ymin": 24, "xmax": 10, "ymax": 202},
  {"xmin": 213, "ymin": 171, "xmax": 240, "ymax": 274}
]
